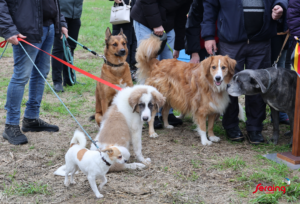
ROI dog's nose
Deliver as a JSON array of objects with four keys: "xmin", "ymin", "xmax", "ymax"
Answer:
[
  {"xmin": 120, "ymin": 49, "xmax": 126, "ymax": 55},
  {"xmin": 124, "ymin": 160, "xmax": 128, "ymax": 163},
  {"xmin": 215, "ymin": 76, "xmax": 221, "ymax": 82},
  {"xmin": 143, "ymin": 116, "xmax": 149, "ymax": 121},
  {"xmin": 227, "ymin": 84, "xmax": 231, "ymax": 88}
]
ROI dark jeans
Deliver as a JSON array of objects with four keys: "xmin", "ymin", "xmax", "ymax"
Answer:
[
  {"xmin": 127, "ymin": 34, "xmax": 137, "ymax": 68},
  {"xmin": 220, "ymin": 40, "xmax": 271, "ymax": 132},
  {"xmin": 52, "ymin": 18, "xmax": 81, "ymax": 86}
]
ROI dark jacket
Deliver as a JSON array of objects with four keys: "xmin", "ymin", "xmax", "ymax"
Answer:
[
  {"xmin": 59, "ymin": 0, "xmax": 84, "ymax": 19},
  {"xmin": 110, "ymin": 0, "xmax": 136, "ymax": 45},
  {"xmin": 0, "ymin": 0, "xmax": 67, "ymax": 43},
  {"xmin": 201, "ymin": 0, "xmax": 288, "ymax": 43},
  {"xmin": 131, "ymin": 0, "xmax": 192, "ymax": 50},
  {"xmin": 287, "ymin": 0, "xmax": 300, "ymax": 37}
]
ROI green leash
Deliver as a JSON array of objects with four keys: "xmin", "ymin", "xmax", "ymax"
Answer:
[{"xmin": 62, "ymin": 34, "xmax": 77, "ymax": 85}]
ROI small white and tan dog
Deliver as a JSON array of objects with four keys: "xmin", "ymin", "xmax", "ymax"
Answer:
[{"xmin": 64, "ymin": 130, "xmax": 129, "ymax": 198}]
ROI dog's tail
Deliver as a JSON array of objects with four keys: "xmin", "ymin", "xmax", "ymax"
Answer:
[
  {"xmin": 70, "ymin": 130, "xmax": 87, "ymax": 148},
  {"xmin": 136, "ymin": 35, "xmax": 162, "ymax": 83},
  {"xmin": 238, "ymin": 103, "xmax": 246, "ymax": 122}
]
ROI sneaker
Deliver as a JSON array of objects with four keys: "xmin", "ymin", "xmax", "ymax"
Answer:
[
  {"xmin": 154, "ymin": 116, "xmax": 163, "ymax": 129},
  {"xmin": 130, "ymin": 69, "xmax": 137, "ymax": 82},
  {"xmin": 54, "ymin": 83, "xmax": 64, "ymax": 92},
  {"xmin": 160, "ymin": 114, "xmax": 183, "ymax": 127},
  {"xmin": 3, "ymin": 124, "xmax": 28, "ymax": 145},
  {"xmin": 22, "ymin": 117, "xmax": 59, "ymax": 132}
]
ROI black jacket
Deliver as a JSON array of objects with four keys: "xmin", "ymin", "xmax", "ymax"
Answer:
[
  {"xmin": 0, "ymin": 0, "xmax": 67, "ymax": 43},
  {"xmin": 201, "ymin": 0, "xmax": 288, "ymax": 43},
  {"xmin": 131, "ymin": 0, "xmax": 192, "ymax": 50}
]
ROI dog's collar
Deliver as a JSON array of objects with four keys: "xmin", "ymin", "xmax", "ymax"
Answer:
[
  {"xmin": 100, "ymin": 152, "xmax": 111, "ymax": 166},
  {"xmin": 264, "ymin": 69, "xmax": 272, "ymax": 92},
  {"xmin": 104, "ymin": 59, "xmax": 124, "ymax": 67}
]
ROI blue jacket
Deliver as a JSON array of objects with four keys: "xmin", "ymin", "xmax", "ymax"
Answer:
[{"xmin": 201, "ymin": 0, "xmax": 288, "ymax": 43}]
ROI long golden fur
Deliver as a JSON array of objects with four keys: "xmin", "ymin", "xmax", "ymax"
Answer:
[
  {"xmin": 94, "ymin": 27, "xmax": 133, "ymax": 126},
  {"xmin": 136, "ymin": 35, "xmax": 237, "ymax": 145}
]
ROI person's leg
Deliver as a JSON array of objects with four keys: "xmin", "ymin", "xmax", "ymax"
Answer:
[
  {"xmin": 51, "ymin": 36, "xmax": 64, "ymax": 91},
  {"xmin": 219, "ymin": 41, "xmax": 246, "ymax": 142},
  {"xmin": 244, "ymin": 40, "xmax": 271, "ymax": 144},
  {"xmin": 22, "ymin": 24, "xmax": 59, "ymax": 132},
  {"xmin": 133, "ymin": 20, "xmax": 152, "ymax": 46},
  {"xmin": 63, "ymin": 18, "xmax": 81, "ymax": 86}
]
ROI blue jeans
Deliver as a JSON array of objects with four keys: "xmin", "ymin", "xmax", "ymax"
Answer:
[
  {"xmin": 5, "ymin": 25, "xmax": 55, "ymax": 125},
  {"xmin": 133, "ymin": 20, "xmax": 174, "ymax": 116}
]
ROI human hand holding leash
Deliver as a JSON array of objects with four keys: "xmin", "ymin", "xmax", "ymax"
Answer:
[
  {"xmin": 61, "ymin": 27, "xmax": 68, "ymax": 39},
  {"xmin": 190, "ymin": 53, "xmax": 200, "ymax": 63},
  {"xmin": 272, "ymin": 5, "xmax": 283, "ymax": 20},
  {"xmin": 153, "ymin": 26, "xmax": 164, "ymax": 36},
  {"xmin": 205, "ymin": 40, "xmax": 217, "ymax": 55},
  {"xmin": 173, "ymin": 50, "xmax": 179, "ymax": 59},
  {"xmin": 7, "ymin": 33, "xmax": 26, "ymax": 45},
  {"xmin": 114, "ymin": 0, "xmax": 122, "ymax": 3}
]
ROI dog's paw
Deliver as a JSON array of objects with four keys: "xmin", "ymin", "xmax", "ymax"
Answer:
[
  {"xmin": 201, "ymin": 140, "xmax": 212, "ymax": 146},
  {"xmin": 165, "ymin": 125, "xmax": 174, "ymax": 129},
  {"xmin": 136, "ymin": 163, "xmax": 146, "ymax": 169},
  {"xmin": 96, "ymin": 193, "xmax": 104, "ymax": 199},
  {"xmin": 64, "ymin": 181, "xmax": 70, "ymax": 187},
  {"xmin": 209, "ymin": 136, "xmax": 220, "ymax": 142},
  {"xmin": 70, "ymin": 180, "xmax": 76, "ymax": 185},
  {"xmin": 150, "ymin": 132, "xmax": 159, "ymax": 138},
  {"xmin": 143, "ymin": 158, "xmax": 151, "ymax": 165}
]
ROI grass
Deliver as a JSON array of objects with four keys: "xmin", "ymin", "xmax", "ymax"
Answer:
[{"xmin": 214, "ymin": 156, "xmax": 246, "ymax": 171}]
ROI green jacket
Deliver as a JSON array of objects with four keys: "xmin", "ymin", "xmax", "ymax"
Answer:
[{"xmin": 59, "ymin": 0, "xmax": 83, "ymax": 19}]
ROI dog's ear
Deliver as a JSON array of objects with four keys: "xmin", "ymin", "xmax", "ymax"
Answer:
[
  {"xmin": 200, "ymin": 56, "xmax": 213, "ymax": 77},
  {"xmin": 250, "ymin": 73, "xmax": 267, "ymax": 93},
  {"xmin": 151, "ymin": 91, "xmax": 166, "ymax": 110},
  {"xmin": 119, "ymin": 28, "xmax": 127, "ymax": 42},
  {"xmin": 128, "ymin": 88, "xmax": 148, "ymax": 113},
  {"xmin": 225, "ymin": 55, "xmax": 236, "ymax": 75},
  {"xmin": 102, "ymin": 147, "xmax": 113, "ymax": 155},
  {"xmin": 119, "ymin": 28, "xmax": 124, "ymax": 35},
  {"xmin": 105, "ymin": 27, "xmax": 112, "ymax": 41}
]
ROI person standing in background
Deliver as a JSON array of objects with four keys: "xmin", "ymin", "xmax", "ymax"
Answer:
[
  {"xmin": 111, "ymin": 0, "xmax": 137, "ymax": 81},
  {"xmin": 52, "ymin": 0, "xmax": 84, "ymax": 92}
]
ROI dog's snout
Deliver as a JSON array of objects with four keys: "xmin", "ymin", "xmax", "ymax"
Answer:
[
  {"xmin": 227, "ymin": 84, "xmax": 231, "ymax": 88},
  {"xmin": 124, "ymin": 160, "xmax": 128, "ymax": 163},
  {"xmin": 120, "ymin": 49, "xmax": 126, "ymax": 55},
  {"xmin": 215, "ymin": 76, "xmax": 221, "ymax": 82},
  {"xmin": 143, "ymin": 116, "xmax": 149, "ymax": 121}
]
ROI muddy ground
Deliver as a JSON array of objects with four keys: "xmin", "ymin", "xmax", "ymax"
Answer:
[{"xmin": 0, "ymin": 55, "xmax": 293, "ymax": 204}]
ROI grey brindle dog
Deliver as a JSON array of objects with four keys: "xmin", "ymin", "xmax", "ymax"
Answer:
[{"xmin": 227, "ymin": 67, "xmax": 297, "ymax": 145}]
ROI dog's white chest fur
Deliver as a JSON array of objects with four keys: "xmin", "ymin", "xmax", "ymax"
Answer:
[{"xmin": 209, "ymin": 91, "xmax": 230, "ymax": 114}]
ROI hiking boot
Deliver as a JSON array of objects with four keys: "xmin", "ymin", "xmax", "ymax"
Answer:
[
  {"xmin": 246, "ymin": 131, "xmax": 265, "ymax": 145},
  {"xmin": 3, "ymin": 124, "xmax": 28, "ymax": 145},
  {"xmin": 22, "ymin": 117, "xmax": 59, "ymax": 132},
  {"xmin": 225, "ymin": 126, "xmax": 244, "ymax": 142}
]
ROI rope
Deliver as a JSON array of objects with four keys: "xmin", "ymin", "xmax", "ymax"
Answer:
[
  {"xmin": 18, "ymin": 42, "xmax": 99, "ymax": 149},
  {"xmin": 62, "ymin": 35, "xmax": 76, "ymax": 85}
]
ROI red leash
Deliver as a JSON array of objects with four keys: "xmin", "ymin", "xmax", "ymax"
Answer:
[
  {"xmin": 17, "ymin": 38, "xmax": 122, "ymax": 91},
  {"xmin": 0, "ymin": 40, "xmax": 7, "ymax": 48}
]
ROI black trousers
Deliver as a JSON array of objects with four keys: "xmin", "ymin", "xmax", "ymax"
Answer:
[
  {"xmin": 219, "ymin": 40, "xmax": 271, "ymax": 131},
  {"xmin": 52, "ymin": 18, "xmax": 81, "ymax": 86}
]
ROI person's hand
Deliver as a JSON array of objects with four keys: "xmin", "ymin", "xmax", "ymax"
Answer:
[
  {"xmin": 190, "ymin": 53, "xmax": 200, "ymax": 63},
  {"xmin": 61, "ymin": 27, "xmax": 68, "ymax": 39},
  {"xmin": 153, "ymin": 26, "xmax": 164, "ymax": 36},
  {"xmin": 114, "ymin": 0, "xmax": 122, "ymax": 3},
  {"xmin": 7, "ymin": 33, "xmax": 27, "ymax": 45},
  {"xmin": 173, "ymin": 50, "xmax": 179, "ymax": 59},
  {"xmin": 205, "ymin": 40, "xmax": 217, "ymax": 55},
  {"xmin": 272, "ymin": 5, "xmax": 283, "ymax": 20}
]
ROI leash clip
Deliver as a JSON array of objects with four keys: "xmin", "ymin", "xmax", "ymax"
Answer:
[
  {"xmin": 272, "ymin": 61, "xmax": 278, "ymax": 69},
  {"xmin": 210, "ymin": 49, "xmax": 216, "ymax": 57}
]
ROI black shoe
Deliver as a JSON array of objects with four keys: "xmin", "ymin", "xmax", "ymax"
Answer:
[
  {"xmin": 22, "ymin": 117, "xmax": 59, "ymax": 132},
  {"xmin": 159, "ymin": 114, "xmax": 183, "ymax": 127},
  {"xmin": 280, "ymin": 119, "xmax": 290, "ymax": 125},
  {"xmin": 225, "ymin": 126, "xmax": 244, "ymax": 142},
  {"xmin": 154, "ymin": 116, "xmax": 163, "ymax": 129},
  {"xmin": 246, "ymin": 131, "xmax": 265, "ymax": 145},
  {"xmin": 3, "ymin": 124, "xmax": 28, "ymax": 145},
  {"xmin": 54, "ymin": 83, "xmax": 64, "ymax": 92}
]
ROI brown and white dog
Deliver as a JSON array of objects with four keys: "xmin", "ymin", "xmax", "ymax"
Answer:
[
  {"xmin": 136, "ymin": 35, "xmax": 244, "ymax": 145},
  {"xmin": 91, "ymin": 85, "xmax": 165, "ymax": 170},
  {"xmin": 94, "ymin": 27, "xmax": 133, "ymax": 126}
]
